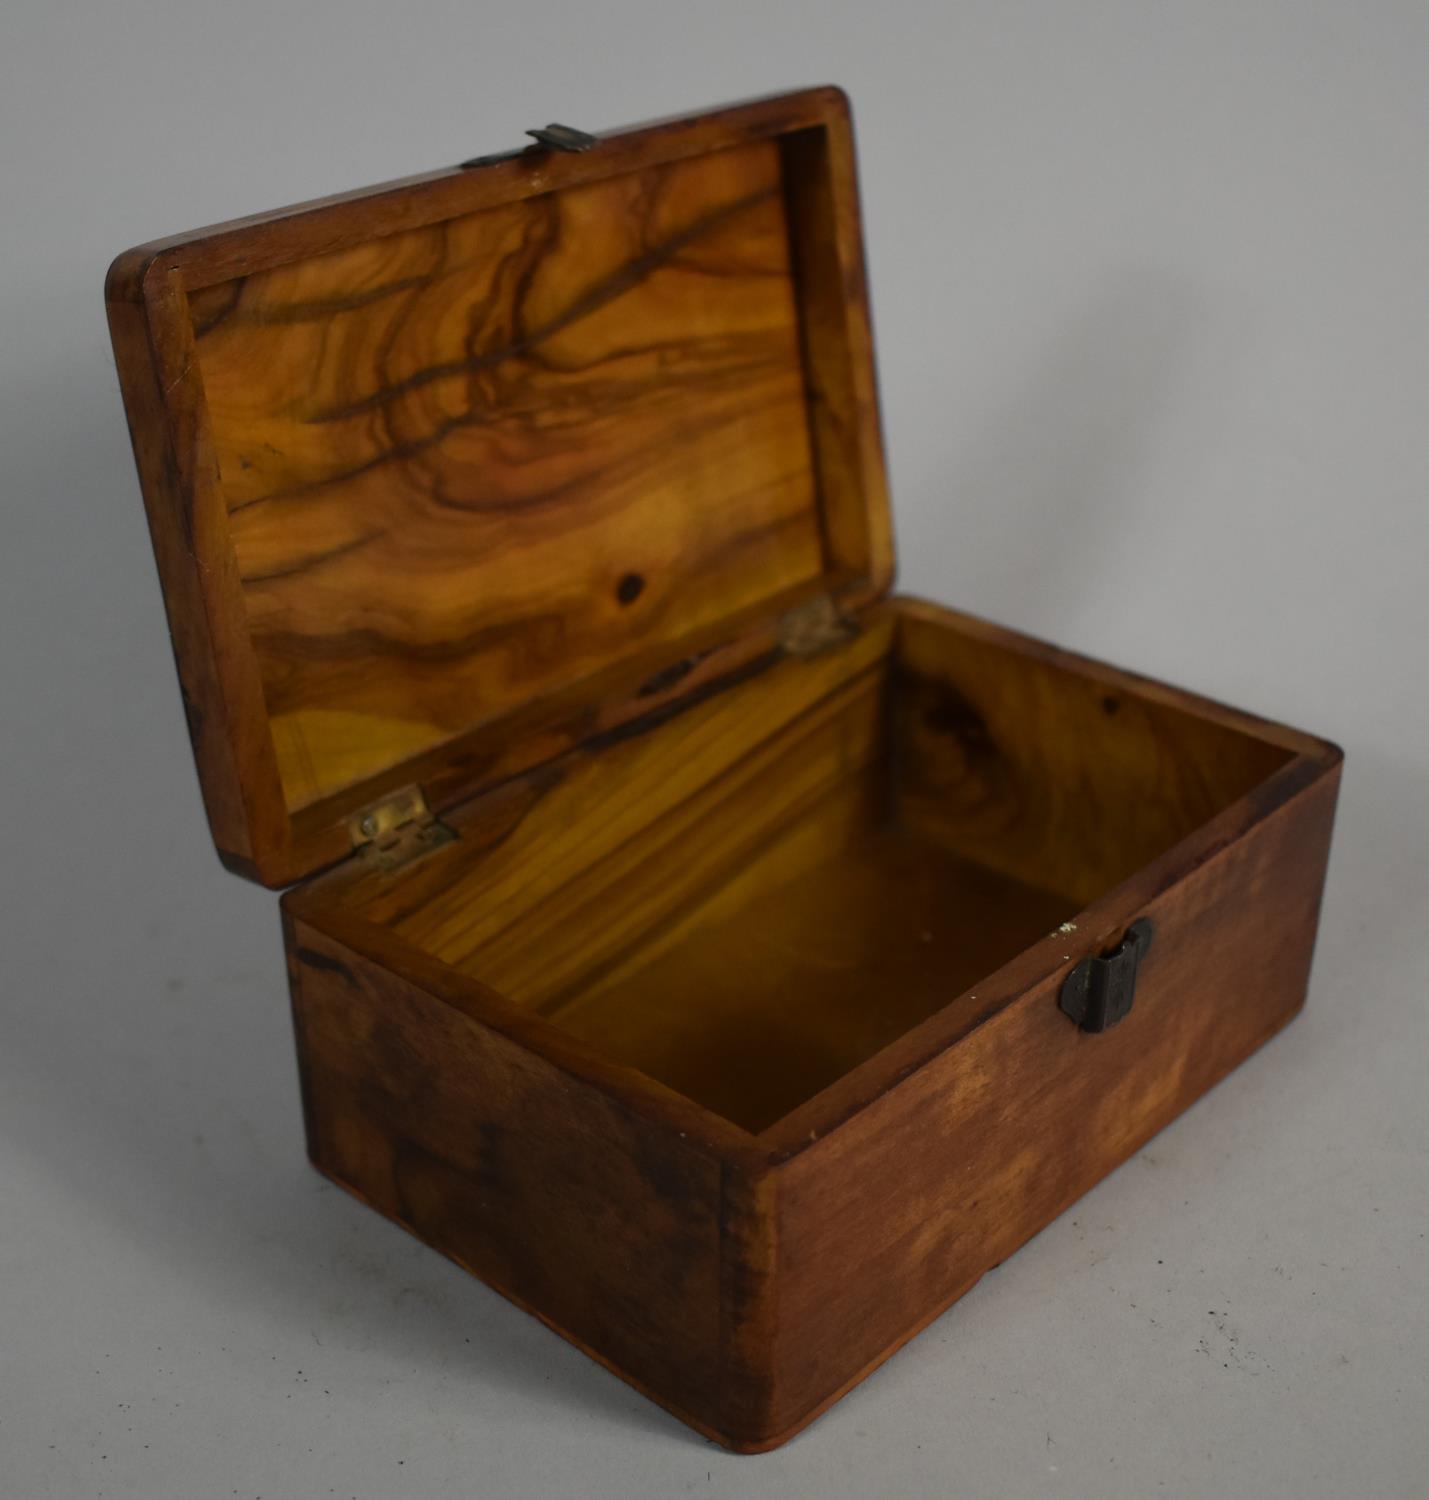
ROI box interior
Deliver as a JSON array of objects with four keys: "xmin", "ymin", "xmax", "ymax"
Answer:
[{"xmin": 314, "ymin": 603, "xmax": 1295, "ymax": 1133}]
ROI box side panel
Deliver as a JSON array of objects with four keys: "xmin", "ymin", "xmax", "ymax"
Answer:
[
  {"xmin": 106, "ymin": 291, "xmax": 287, "ymax": 879},
  {"xmin": 765, "ymin": 762, "xmax": 1341, "ymax": 1442},
  {"xmin": 286, "ymin": 917, "xmax": 726, "ymax": 1433},
  {"xmin": 779, "ymin": 110, "xmax": 892, "ymax": 598},
  {"xmin": 893, "ymin": 599, "xmax": 1301, "ymax": 907}
]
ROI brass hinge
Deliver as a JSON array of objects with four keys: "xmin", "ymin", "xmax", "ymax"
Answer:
[
  {"xmin": 347, "ymin": 784, "xmax": 456, "ymax": 873},
  {"xmin": 778, "ymin": 594, "xmax": 859, "ymax": 658}
]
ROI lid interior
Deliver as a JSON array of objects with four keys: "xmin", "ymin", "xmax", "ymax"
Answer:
[{"xmin": 109, "ymin": 89, "xmax": 890, "ymax": 885}]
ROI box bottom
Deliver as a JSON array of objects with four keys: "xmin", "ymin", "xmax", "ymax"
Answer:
[{"xmin": 541, "ymin": 826, "xmax": 1074, "ymax": 1134}]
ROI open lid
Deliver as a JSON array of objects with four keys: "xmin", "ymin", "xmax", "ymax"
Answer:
[{"xmin": 107, "ymin": 87, "xmax": 892, "ymax": 887}]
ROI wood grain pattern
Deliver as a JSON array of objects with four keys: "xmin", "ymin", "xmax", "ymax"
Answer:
[
  {"xmin": 552, "ymin": 833, "xmax": 1071, "ymax": 1134},
  {"xmin": 194, "ymin": 139, "xmax": 822, "ymax": 810},
  {"xmin": 311, "ymin": 608, "xmax": 898, "ymax": 977},
  {"xmin": 107, "ymin": 87, "xmax": 891, "ymax": 885},
  {"xmin": 299, "ymin": 596, "xmax": 1321, "ymax": 1136},
  {"xmin": 760, "ymin": 754, "xmax": 1341, "ymax": 1444},
  {"xmin": 893, "ymin": 602, "xmax": 1296, "ymax": 905},
  {"xmin": 285, "ymin": 598, "xmax": 1341, "ymax": 1450},
  {"xmin": 286, "ymin": 914, "xmax": 730, "ymax": 1432}
]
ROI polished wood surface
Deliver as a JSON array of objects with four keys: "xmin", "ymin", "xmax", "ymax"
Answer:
[
  {"xmin": 312, "ymin": 610, "xmax": 899, "ymax": 991},
  {"xmin": 193, "ymin": 137, "xmax": 822, "ymax": 812},
  {"xmin": 286, "ymin": 913, "xmax": 729, "ymax": 1433},
  {"xmin": 761, "ymin": 753, "xmax": 1342, "ymax": 1444},
  {"xmin": 893, "ymin": 601, "xmax": 1296, "ymax": 905},
  {"xmin": 301, "ymin": 594, "xmax": 1313, "ymax": 1136},
  {"xmin": 285, "ymin": 597, "xmax": 1341, "ymax": 1450},
  {"xmin": 107, "ymin": 87, "xmax": 891, "ymax": 885},
  {"xmin": 550, "ymin": 832, "xmax": 1072, "ymax": 1133}
]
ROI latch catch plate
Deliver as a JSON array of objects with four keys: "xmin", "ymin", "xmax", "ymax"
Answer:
[{"xmin": 1059, "ymin": 918, "xmax": 1154, "ymax": 1033}]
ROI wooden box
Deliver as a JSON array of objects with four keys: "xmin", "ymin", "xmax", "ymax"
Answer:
[{"xmin": 106, "ymin": 87, "xmax": 1342, "ymax": 1451}]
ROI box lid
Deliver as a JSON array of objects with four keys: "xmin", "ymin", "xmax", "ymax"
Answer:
[{"xmin": 107, "ymin": 87, "xmax": 892, "ymax": 887}]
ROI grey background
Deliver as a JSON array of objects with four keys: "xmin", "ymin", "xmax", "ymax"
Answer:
[{"xmin": 2, "ymin": 2, "xmax": 1426, "ymax": 1495}]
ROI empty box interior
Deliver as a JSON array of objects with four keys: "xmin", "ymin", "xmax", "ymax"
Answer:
[{"xmin": 300, "ymin": 603, "xmax": 1294, "ymax": 1132}]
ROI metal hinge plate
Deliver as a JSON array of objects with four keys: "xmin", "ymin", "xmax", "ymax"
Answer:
[
  {"xmin": 778, "ymin": 595, "xmax": 859, "ymax": 658},
  {"xmin": 347, "ymin": 785, "xmax": 456, "ymax": 873}
]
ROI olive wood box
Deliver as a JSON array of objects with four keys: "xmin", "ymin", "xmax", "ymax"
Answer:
[{"xmin": 106, "ymin": 87, "xmax": 1342, "ymax": 1452}]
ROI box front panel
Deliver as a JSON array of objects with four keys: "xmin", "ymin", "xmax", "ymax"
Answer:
[
  {"xmin": 286, "ymin": 919, "xmax": 726, "ymax": 1427},
  {"xmin": 766, "ymin": 762, "xmax": 1340, "ymax": 1439}
]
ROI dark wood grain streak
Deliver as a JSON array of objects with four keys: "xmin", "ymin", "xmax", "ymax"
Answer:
[{"xmin": 289, "ymin": 185, "xmax": 782, "ymax": 424}]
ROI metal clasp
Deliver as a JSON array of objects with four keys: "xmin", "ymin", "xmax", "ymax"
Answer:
[
  {"xmin": 525, "ymin": 123, "xmax": 597, "ymax": 153},
  {"xmin": 1059, "ymin": 918, "xmax": 1154, "ymax": 1033},
  {"xmin": 459, "ymin": 123, "xmax": 597, "ymax": 171}
]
